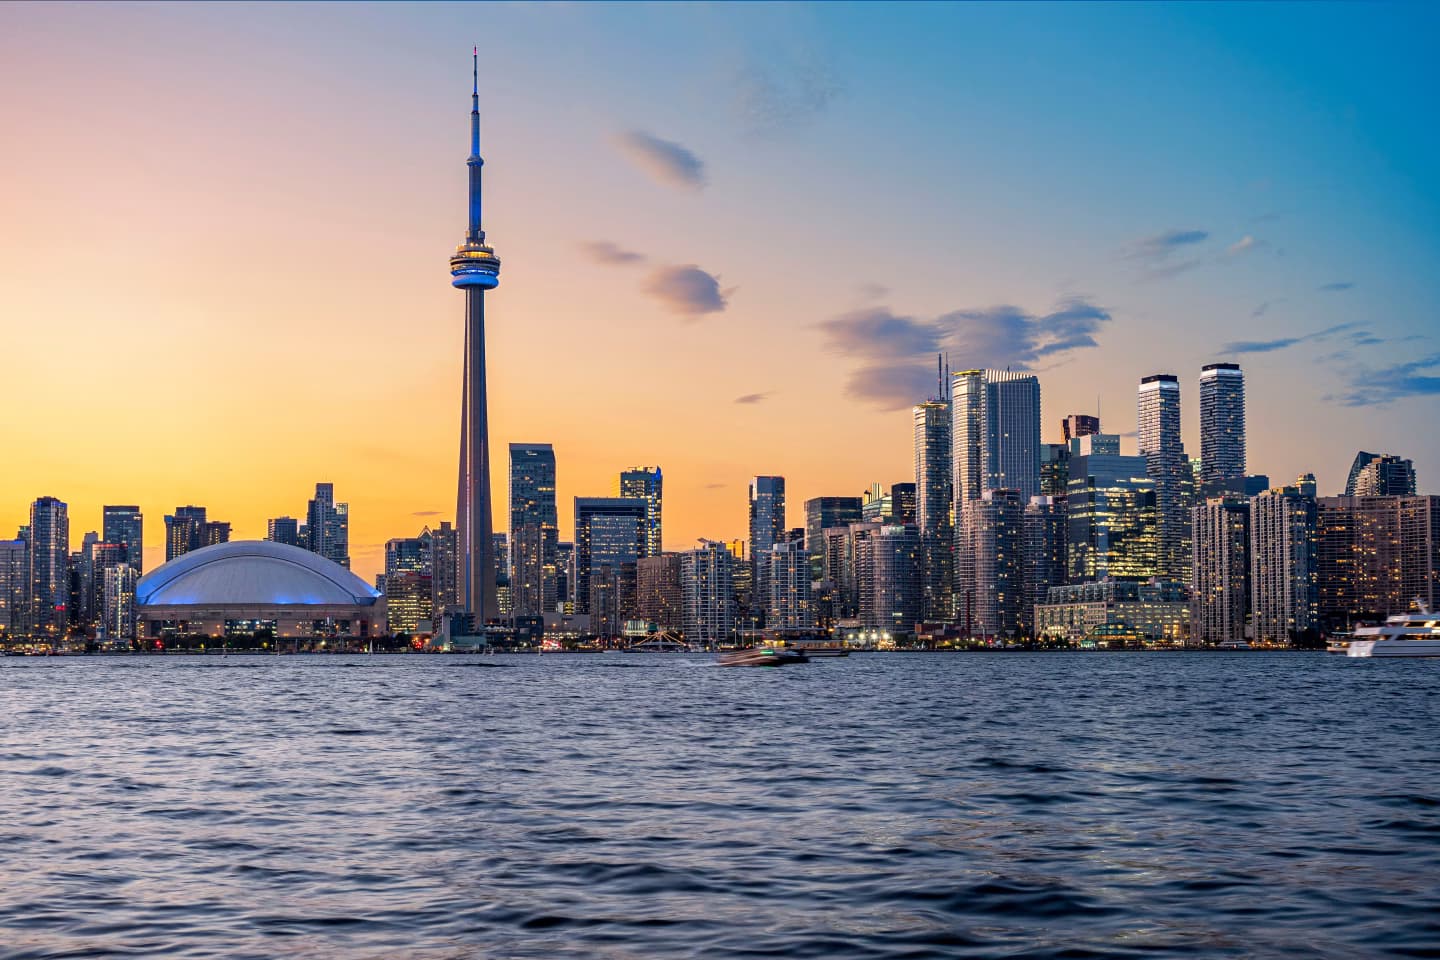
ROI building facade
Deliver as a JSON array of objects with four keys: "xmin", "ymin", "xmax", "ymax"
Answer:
[
  {"xmin": 914, "ymin": 399, "xmax": 953, "ymax": 621},
  {"xmin": 1199, "ymin": 362, "xmax": 1246, "ymax": 491},
  {"xmin": 1138, "ymin": 374, "xmax": 1192, "ymax": 583},
  {"xmin": 27, "ymin": 496, "xmax": 69, "ymax": 638},
  {"xmin": 957, "ymin": 490, "xmax": 1024, "ymax": 638},
  {"xmin": 763, "ymin": 540, "xmax": 814, "ymax": 630},
  {"xmin": 636, "ymin": 553, "xmax": 683, "ymax": 631},
  {"xmin": 619, "ymin": 467, "xmax": 663, "ymax": 558},
  {"xmin": 1249, "ymin": 481, "xmax": 1318, "ymax": 643},
  {"xmin": 681, "ymin": 541, "xmax": 735, "ymax": 645},
  {"xmin": 102, "ymin": 506, "xmax": 143, "ymax": 575},
  {"xmin": 306, "ymin": 482, "xmax": 350, "ymax": 570},
  {"xmin": 573, "ymin": 498, "xmax": 646, "ymax": 615},
  {"xmin": 509, "ymin": 443, "xmax": 559, "ymax": 616},
  {"xmin": 1066, "ymin": 437, "xmax": 1158, "ymax": 583},
  {"xmin": 1192, "ymin": 496, "xmax": 1251, "ymax": 643},
  {"xmin": 856, "ymin": 524, "xmax": 921, "ymax": 635},
  {"xmin": 1022, "ymin": 495, "xmax": 1068, "ymax": 638}
]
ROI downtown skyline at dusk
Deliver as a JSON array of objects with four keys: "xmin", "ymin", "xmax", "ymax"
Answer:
[{"xmin": 3, "ymin": 3, "xmax": 1438, "ymax": 583}]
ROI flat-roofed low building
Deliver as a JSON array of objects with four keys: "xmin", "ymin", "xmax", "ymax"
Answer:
[{"xmin": 1036, "ymin": 579, "xmax": 1189, "ymax": 645}]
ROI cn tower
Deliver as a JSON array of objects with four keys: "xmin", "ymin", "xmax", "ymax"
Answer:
[{"xmin": 450, "ymin": 48, "xmax": 501, "ymax": 622}]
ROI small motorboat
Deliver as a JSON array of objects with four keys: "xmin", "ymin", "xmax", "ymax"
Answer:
[{"xmin": 718, "ymin": 646, "xmax": 810, "ymax": 667}]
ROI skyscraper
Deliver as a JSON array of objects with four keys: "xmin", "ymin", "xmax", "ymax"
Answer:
[
  {"xmin": 1199, "ymin": 363, "xmax": 1246, "ymax": 490},
  {"xmin": 451, "ymin": 49, "xmax": 503, "ymax": 622},
  {"xmin": 164, "ymin": 506, "xmax": 213, "ymax": 561},
  {"xmin": 0, "ymin": 537, "xmax": 27, "ymax": 637},
  {"xmin": 1066, "ymin": 436, "xmax": 1158, "ymax": 583},
  {"xmin": 27, "ymin": 496, "xmax": 69, "ymax": 638},
  {"xmin": 573, "ymin": 498, "xmax": 646, "ymax": 615},
  {"xmin": 958, "ymin": 490, "xmax": 1024, "ymax": 638},
  {"xmin": 384, "ymin": 535, "xmax": 433, "ymax": 635},
  {"xmin": 681, "ymin": 541, "xmax": 735, "ymax": 645},
  {"xmin": 636, "ymin": 553, "xmax": 683, "ymax": 631},
  {"xmin": 102, "ymin": 564, "xmax": 139, "ymax": 642},
  {"xmin": 306, "ymin": 483, "xmax": 350, "ymax": 569},
  {"xmin": 429, "ymin": 521, "xmax": 461, "ymax": 619},
  {"xmin": 1250, "ymin": 480, "xmax": 1318, "ymax": 644},
  {"xmin": 804, "ymin": 497, "xmax": 863, "ymax": 559},
  {"xmin": 102, "ymin": 506, "xmax": 143, "ymax": 575},
  {"xmin": 1192, "ymin": 496, "xmax": 1250, "ymax": 643},
  {"xmin": 266, "ymin": 516, "xmax": 301, "ymax": 547},
  {"xmin": 763, "ymin": 540, "xmax": 814, "ymax": 630},
  {"xmin": 748, "ymin": 477, "xmax": 786, "ymax": 560},
  {"xmin": 951, "ymin": 369, "xmax": 1042, "ymax": 505},
  {"xmin": 510, "ymin": 444, "xmax": 559, "ymax": 615},
  {"xmin": 914, "ymin": 398, "xmax": 954, "ymax": 622},
  {"xmin": 1316, "ymin": 495, "xmax": 1439, "ymax": 625},
  {"xmin": 749, "ymin": 476, "xmax": 786, "ymax": 610},
  {"xmin": 1351, "ymin": 455, "xmax": 1417, "ymax": 497},
  {"xmin": 619, "ymin": 467, "xmax": 663, "ymax": 558},
  {"xmin": 1022, "ymin": 495, "xmax": 1068, "ymax": 638},
  {"xmin": 1138, "ymin": 374, "xmax": 1192, "ymax": 582},
  {"xmin": 856, "ymin": 524, "xmax": 921, "ymax": 635}
]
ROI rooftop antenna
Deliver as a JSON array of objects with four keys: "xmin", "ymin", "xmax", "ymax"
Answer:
[{"xmin": 936, "ymin": 353, "xmax": 943, "ymax": 400}]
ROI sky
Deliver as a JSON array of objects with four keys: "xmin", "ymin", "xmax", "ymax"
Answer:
[{"xmin": 2, "ymin": 1, "xmax": 1437, "ymax": 583}]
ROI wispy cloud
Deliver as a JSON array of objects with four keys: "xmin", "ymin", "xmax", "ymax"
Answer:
[
  {"xmin": 1219, "ymin": 321, "xmax": 1362, "ymax": 356},
  {"xmin": 1319, "ymin": 281, "xmax": 1355, "ymax": 292},
  {"xmin": 580, "ymin": 240, "xmax": 646, "ymax": 266},
  {"xmin": 1123, "ymin": 228, "xmax": 1209, "ymax": 280},
  {"xmin": 734, "ymin": 392, "xmax": 770, "ymax": 405},
  {"xmin": 1250, "ymin": 299, "xmax": 1283, "ymax": 318},
  {"xmin": 1225, "ymin": 235, "xmax": 1261, "ymax": 257},
  {"xmin": 820, "ymin": 298, "xmax": 1112, "ymax": 410},
  {"xmin": 644, "ymin": 264, "xmax": 729, "ymax": 317},
  {"xmin": 614, "ymin": 130, "xmax": 706, "ymax": 191},
  {"xmin": 412, "ymin": 510, "xmax": 441, "ymax": 517},
  {"xmin": 1331, "ymin": 353, "xmax": 1440, "ymax": 407}
]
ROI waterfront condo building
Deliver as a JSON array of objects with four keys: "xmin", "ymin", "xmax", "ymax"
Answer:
[
  {"xmin": 1316, "ymin": 495, "xmax": 1439, "ymax": 626},
  {"xmin": 1138, "ymin": 374, "xmax": 1193, "ymax": 583},
  {"xmin": 1249, "ymin": 480, "xmax": 1318, "ymax": 644},
  {"xmin": 1198, "ymin": 363, "xmax": 1246, "ymax": 491},
  {"xmin": 763, "ymin": 540, "xmax": 814, "ymax": 630},
  {"xmin": 913, "ymin": 398, "xmax": 954, "ymax": 622},
  {"xmin": 1065, "ymin": 435, "xmax": 1158, "ymax": 583},
  {"xmin": 1192, "ymin": 496, "xmax": 1251, "ymax": 643},
  {"xmin": 681, "ymin": 540, "xmax": 735, "ymax": 644},
  {"xmin": 636, "ymin": 553, "xmax": 683, "ymax": 631},
  {"xmin": 958, "ymin": 490, "xmax": 1024, "ymax": 639},
  {"xmin": 1022, "ymin": 495, "xmax": 1068, "ymax": 638},
  {"xmin": 857, "ymin": 523, "xmax": 921, "ymax": 636}
]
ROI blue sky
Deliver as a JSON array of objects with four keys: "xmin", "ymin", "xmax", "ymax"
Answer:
[{"xmin": 1, "ymin": 1, "xmax": 1436, "ymax": 573}]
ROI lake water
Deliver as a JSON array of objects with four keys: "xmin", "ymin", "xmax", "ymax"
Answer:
[{"xmin": 2, "ymin": 652, "xmax": 1438, "ymax": 958}]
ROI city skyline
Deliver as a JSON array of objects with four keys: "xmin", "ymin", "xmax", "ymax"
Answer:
[{"xmin": 3, "ymin": 4, "xmax": 1438, "ymax": 583}]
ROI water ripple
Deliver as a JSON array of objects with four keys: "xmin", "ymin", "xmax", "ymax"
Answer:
[{"xmin": 1, "ymin": 652, "xmax": 1437, "ymax": 958}]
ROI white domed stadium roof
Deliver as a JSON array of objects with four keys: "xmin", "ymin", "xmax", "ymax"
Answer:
[{"xmin": 136, "ymin": 540, "xmax": 380, "ymax": 607}]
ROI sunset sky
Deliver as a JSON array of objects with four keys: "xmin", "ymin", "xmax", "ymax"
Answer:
[{"xmin": 3, "ymin": 2, "xmax": 1437, "ymax": 582}]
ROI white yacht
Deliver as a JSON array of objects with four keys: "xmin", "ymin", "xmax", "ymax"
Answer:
[{"xmin": 1347, "ymin": 603, "xmax": 1440, "ymax": 658}]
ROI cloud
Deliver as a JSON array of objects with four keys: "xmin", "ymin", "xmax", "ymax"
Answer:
[
  {"xmin": 1319, "ymin": 281, "xmax": 1355, "ymax": 292},
  {"xmin": 1123, "ymin": 228, "xmax": 1210, "ymax": 280},
  {"xmin": 1219, "ymin": 321, "xmax": 1364, "ymax": 356},
  {"xmin": 1126, "ymin": 229, "xmax": 1209, "ymax": 262},
  {"xmin": 704, "ymin": 483, "xmax": 726, "ymax": 490},
  {"xmin": 644, "ymin": 265, "xmax": 728, "ymax": 316},
  {"xmin": 580, "ymin": 241, "xmax": 646, "ymax": 266},
  {"xmin": 412, "ymin": 510, "xmax": 441, "ymax": 517},
  {"xmin": 1250, "ymin": 299, "xmax": 1283, "ymax": 318},
  {"xmin": 1332, "ymin": 353, "xmax": 1440, "ymax": 407},
  {"xmin": 820, "ymin": 298, "xmax": 1112, "ymax": 410},
  {"xmin": 614, "ymin": 130, "xmax": 706, "ymax": 191},
  {"xmin": 1225, "ymin": 235, "xmax": 1261, "ymax": 257},
  {"xmin": 735, "ymin": 53, "xmax": 841, "ymax": 136},
  {"xmin": 734, "ymin": 392, "xmax": 770, "ymax": 405},
  {"xmin": 1220, "ymin": 336, "xmax": 1303, "ymax": 355}
]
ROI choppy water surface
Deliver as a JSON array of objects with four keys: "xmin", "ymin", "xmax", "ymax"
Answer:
[{"xmin": 2, "ymin": 652, "xmax": 1438, "ymax": 958}]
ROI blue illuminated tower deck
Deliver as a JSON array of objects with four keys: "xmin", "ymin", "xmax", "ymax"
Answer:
[{"xmin": 451, "ymin": 48, "xmax": 501, "ymax": 622}]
